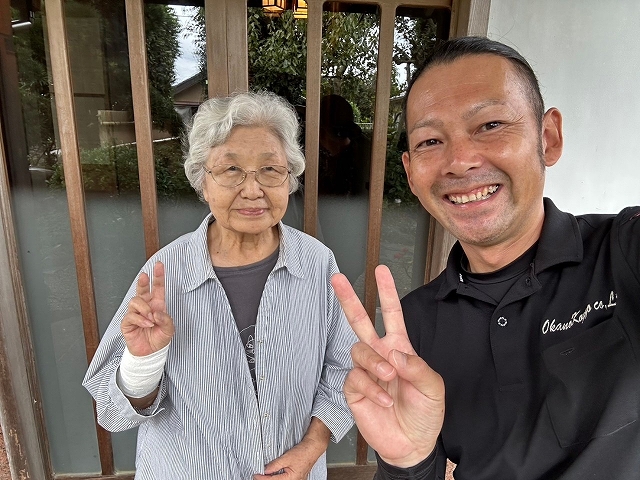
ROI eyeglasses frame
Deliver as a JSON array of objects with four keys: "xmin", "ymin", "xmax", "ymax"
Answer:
[{"xmin": 203, "ymin": 164, "xmax": 291, "ymax": 188}]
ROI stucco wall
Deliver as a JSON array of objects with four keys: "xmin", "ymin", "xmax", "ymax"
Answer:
[{"xmin": 487, "ymin": 0, "xmax": 640, "ymax": 214}]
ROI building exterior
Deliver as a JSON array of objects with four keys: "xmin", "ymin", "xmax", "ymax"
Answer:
[{"xmin": 2, "ymin": 0, "xmax": 638, "ymax": 479}]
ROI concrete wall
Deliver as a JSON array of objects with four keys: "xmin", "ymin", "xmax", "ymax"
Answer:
[{"xmin": 487, "ymin": 0, "xmax": 640, "ymax": 214}]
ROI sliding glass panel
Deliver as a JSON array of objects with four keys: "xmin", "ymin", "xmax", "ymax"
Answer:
[
  {"xmin": 7, "ymin": 0, "xmax": 103, "ymax": 473},
  {"xmin": 156, "ymin": 3, "xmax": 209, "ymax": 247},
  {"xmin": 318, "ymin": 1, "xmax": 380, "ymax": 465},
  {"xmin": 378, "ymin": 6, "xmax": 450, "ymax": 299}
]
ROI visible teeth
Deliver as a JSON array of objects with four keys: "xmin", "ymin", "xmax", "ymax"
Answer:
[{"xmin": 448, "ymin": 185, "xmax": 498, "ymax": 204}]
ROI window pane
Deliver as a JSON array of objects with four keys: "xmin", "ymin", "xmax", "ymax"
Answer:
[
  {"xmin": 379, "ymin": 6, "xmax": 449, "ymax": 299},
  {"xmin": 9, "ymin": 1, "xmax": 104, "ymax": 472}
]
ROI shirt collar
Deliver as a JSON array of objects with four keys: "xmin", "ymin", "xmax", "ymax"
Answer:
[
  {"xmin": 183, "ymin": 214, "xmax": 304, "ymax": 292},
  {"xmin": 436, "ymin": 198, "xmax": 583, "ymax": 300}
]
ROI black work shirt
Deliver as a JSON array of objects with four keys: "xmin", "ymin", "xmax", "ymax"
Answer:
[{"xmin": 376, "ymin": 199, "xmax": 640, "ymax": 480}]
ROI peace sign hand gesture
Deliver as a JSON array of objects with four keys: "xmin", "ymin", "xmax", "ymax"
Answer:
[
  {"xmin": 121, "ymin": 262, "xmax": 175, "ymax": 357},
  {"xmin": 331, "ymin": 265, "xmax": 445, "ymax": 468}
]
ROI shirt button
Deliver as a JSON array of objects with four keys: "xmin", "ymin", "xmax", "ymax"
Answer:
[
  {"xmin": 259, "ymin": 375, "xmax": 265, "ymax": 381},
  {"xmin": 264, "ymin": 413, "xmax": 270, "ymax": 419},
  {"xmin": 497, "ymin": 316, "xmax": 508, "ymax": 327},
  {"xmin": 525, "ymin": 277, "xmax": 532, "ymax": 286}
]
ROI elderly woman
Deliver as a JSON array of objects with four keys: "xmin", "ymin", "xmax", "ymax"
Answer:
[{"xmin": 83, "ymin": 92, "xmax": 356, "ymax": 479}]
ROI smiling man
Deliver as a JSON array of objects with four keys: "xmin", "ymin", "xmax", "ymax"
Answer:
[{"xmin": 331, "ymin": 37, "xmax": 640, "ymax": 480}]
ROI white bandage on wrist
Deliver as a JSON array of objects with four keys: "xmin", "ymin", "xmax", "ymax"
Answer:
[{"xmin": 116, "ymin": 343, "xmax": 170, "ymax": 398}]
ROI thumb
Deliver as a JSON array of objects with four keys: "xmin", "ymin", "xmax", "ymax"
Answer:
[{"xmin": 152, "ymin": 311, "xmax": 175, "ymax": 335}]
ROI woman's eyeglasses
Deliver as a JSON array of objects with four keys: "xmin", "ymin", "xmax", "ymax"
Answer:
[{"xmin": 203, "ymin": 164, "xmax": 291, "ymax": 188}]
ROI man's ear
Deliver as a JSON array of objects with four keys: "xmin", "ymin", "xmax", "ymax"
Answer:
[
  {"xmin": 401, "ymin": 151, "xmax": 416, "ymax": 194},
  {"xmin": 541, "ymin": 107, "xmax": 563, "ymax": 167}
]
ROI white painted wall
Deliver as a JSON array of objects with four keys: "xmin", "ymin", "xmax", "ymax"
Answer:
[{"xmin": 487, "ymin": 0, "xmax": 640, "ymax": 214}]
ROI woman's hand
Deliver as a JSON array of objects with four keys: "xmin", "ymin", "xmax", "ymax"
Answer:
[
  {"xmin": 121, "ymin": 262, "xmax": 175, "ymax": 356},
  {"xmin": 253, "ymin": 418, "xmax": 330, "ymax": 480}
]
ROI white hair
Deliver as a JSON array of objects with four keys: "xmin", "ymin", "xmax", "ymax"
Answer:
[{"xmin": 183, "ymin": 91, "xmax": 305, "ymax": 200}]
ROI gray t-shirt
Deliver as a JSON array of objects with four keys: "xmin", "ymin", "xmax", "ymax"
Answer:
[{"xmin": 213, "ymin": 248, "xmax": 279, "ymax": 388}]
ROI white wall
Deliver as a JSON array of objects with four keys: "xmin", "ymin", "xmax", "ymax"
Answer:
[{"xmin": 487, "ymin": 0, "xmax": 640, "ymax": 214}]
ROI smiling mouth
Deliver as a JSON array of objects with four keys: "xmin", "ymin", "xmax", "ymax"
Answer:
[{"xmin": 447, "ymin": 185, "xmax": 499, "ymax": 205}]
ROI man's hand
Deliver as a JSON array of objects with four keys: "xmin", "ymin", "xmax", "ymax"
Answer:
[
  {"xmin": 331, "ymin": 265, "xmax": 445, "ymax": 468},
  {"xmin": 121, "ymin": 262, "xmax": 174, "ymax": 356},
  {"xmin": 253, "ymin": 418, "xmax": 330, "ymax": 480}
]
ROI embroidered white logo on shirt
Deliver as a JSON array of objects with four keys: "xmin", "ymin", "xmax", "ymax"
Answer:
[{"xmin": 541, "ymin": 291, "xmax": 617, "ymax": 335}]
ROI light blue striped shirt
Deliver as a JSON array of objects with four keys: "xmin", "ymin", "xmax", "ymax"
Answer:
[{"xmin": 83, "ymin": 215, "xmax": 356, "ymax": 479}]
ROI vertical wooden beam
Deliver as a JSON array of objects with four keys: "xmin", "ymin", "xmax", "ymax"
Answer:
[
  {"xmin": 125, "ymin": 0, "xmax": 160, "ymax": 259},
  {"xmin": 45, "ymin": 0, "xmax": 114, "ymax": 474},
  {"xmin": 424, "ymin": 218, "xmax": 457, "ymax": 282},
  {"xmin": 226, "ymin": 0, "xmax": 249, "ymax": 93},
  {"xmin": 206, "ymin": 0, "xmax": 230, "ymax": 97},
  {"xmin": 450, "ymin": 0, "xmax": 491, "ymax": 37},
  {"xmin": 358, "ymin": 0, "xmax": 397, "ymax": 465},
  {"xmin": 303, "ymin": 0, "xmax": 323, "ymax": 237}
]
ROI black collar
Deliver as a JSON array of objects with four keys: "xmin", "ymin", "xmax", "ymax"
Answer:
[{"xmin": 436, "ymin": 198, "xmax": 583, "ymax": 300}]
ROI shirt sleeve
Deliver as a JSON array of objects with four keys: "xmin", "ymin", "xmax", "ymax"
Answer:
[
  {"xmin": 82, "ymin": 261, "xmax": 168, "ymax": 432},
  {"xmin": 310, "ymin": 252, "xmax": 358, "ymax": 443},
  {"xmin": 374, "ymin": 441, "xmax": 446, "ymax": 480}
]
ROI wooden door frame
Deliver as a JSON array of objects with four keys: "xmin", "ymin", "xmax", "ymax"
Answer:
[{"xmin": 0, "ymin": 0, "xmax": 490, "ymax": 477}]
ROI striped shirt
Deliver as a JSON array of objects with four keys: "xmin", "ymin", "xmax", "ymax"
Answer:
[{"xmin": 83, "ymin": 214, "xmax": 357, "ymax": 479}]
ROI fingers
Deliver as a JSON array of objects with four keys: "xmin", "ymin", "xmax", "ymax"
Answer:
[
  {"xmin": 135, "ymin": 272, "xmax": 150, "ymax": 298},
  {"xmin": 352, "ymin": 342, "xmax": 396, "ymax": 380},
  {"xmin": 121, "ymin": 311, "xmax": 154, "ymax": 333},
  {"xmin": 331, "ymin": 273, "xmax": 379, "ymax": 345},
  {"xmin": 346, "ymin": 342, "xmax": 396, "ymax": 407},
  {"xmin": 375, "ymin": 265, "xmax": 409, "ymax": 338},
  {"xmin": 151, "ymin": 262, "xmax": 166, "ymax": 308},
  {"xmin": 389, "ymin": 349, "xmax": 445, "ymax": 403},
  {"xmin": 344, "ymin": 366, "xmax": 394, "ymax": 408},
  {"xmin": 126, "ymin": 296, "xmax": 154, "ymax": 321}
]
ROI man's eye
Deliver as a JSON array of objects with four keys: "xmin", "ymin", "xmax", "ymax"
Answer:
[{"xmin": 415, "ymin": 139, "xmax": 440, "ymax": 149}]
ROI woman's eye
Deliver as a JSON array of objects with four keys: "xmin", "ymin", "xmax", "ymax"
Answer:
[{"xmin": 483, "ymin": 121, "xmax": 502, "ymax": 130}]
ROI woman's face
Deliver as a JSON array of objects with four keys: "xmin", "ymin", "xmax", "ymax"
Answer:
[{"xmin": 202, "ymin": 125, "xmax": 290, "ymax": 238}]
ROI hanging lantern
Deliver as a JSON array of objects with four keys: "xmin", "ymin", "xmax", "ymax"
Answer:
[
  {"xmin": 293, "ymin": 0, "xmax": 308, "ymax": 19},
  {"xmin": 262, "ymin": 0, "xmax": 286, "ymax": 13}
]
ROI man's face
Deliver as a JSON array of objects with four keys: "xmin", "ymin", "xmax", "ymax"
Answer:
[{"xmin": 402, "ymin": 54, "xmax": 561, "ymax": 257}]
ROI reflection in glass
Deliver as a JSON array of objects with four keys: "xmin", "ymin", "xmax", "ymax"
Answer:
[
  {"xmin": 318, "ymin": 2, "xmax": 380, "ymax": 465},
  {"xmin": 9, "ymin": 2, "xmax": 102, "ymax": 473},
  {"xmin": 316, "ymin": 3, "xmax": 379, "ymax": 297},
  {"xmin": 379, "ymin": 7, "xmax": 449, "ymax": 300}
]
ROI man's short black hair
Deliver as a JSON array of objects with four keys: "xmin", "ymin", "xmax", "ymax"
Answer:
[{"xmin": 402, "ymin": 36, "xmax": 545, "ymax": 137}]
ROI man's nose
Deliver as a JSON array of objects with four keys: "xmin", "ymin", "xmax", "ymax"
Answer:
[{"xmin": 442, "ymin": 136, "xmax": 483, "ymax": 176}]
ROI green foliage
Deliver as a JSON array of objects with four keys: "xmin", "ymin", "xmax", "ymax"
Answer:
[
  {"xmin": 15, "ymin": 0, "xmax": 184, "ymax": 197},
  {"xmin": 320, "ymin": 11, "xmax": 379, "ymax": 121},
  {"xmin": 393, "ymin": 16, "xmax": 438, "ymax": 89},
  {"xmin": 384, "ymin": 133, "xmax": 416, "ymax": 204},
  {"xmin": 144, "ymin": 5, "xmax": 184, "ymax": 136},
  {"xmin": 248, "ymin": 9, "xmax": 308, "ymax": 105},
  {"xmin": 49, "ymin": 140, "xmax": 196, "ymax": 200},
  {"xmin": 13, "ymin": 13, "xmax": 56, "ymax": 168}
]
